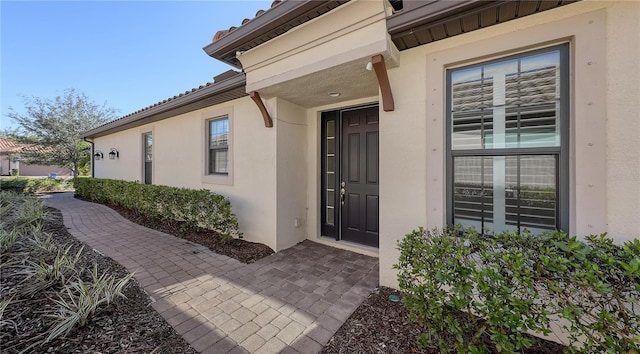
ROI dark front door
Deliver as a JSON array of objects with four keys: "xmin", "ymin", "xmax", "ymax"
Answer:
[{"xmin": 340, "ymin": 107, "xmax": 379, "ymax": 247}]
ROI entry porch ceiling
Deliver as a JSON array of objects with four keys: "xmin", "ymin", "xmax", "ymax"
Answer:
[{"xmin": 256, "ymin": 56, "xmax": 381, "ymax": 108}]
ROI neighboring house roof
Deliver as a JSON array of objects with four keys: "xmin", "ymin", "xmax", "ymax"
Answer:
[
  {"xmin": 81, "ymin": 70, "xmax": 246, "ymax": 139},
  {"xmin": 0, "ymin": 137, "xmax": 52, "ymax": 155},
  {"xmin": 0, "ymin": 137, "xmax": 19, "ymax": 152}
]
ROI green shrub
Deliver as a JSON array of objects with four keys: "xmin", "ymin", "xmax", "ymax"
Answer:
[
  {"xmin": 395, "ymin": 227, "xmax": 640, "ymax": 353},
  {"xmin": 0, "ymin": 190, "xmax": 135, "ymax": 346},
  {"xmin": 21, "ymin": 246, "xmax": 83, "ymax": 298},
  {"xmin": 46, "ymin": 265, "xmax": 133, "ymax": 343},
  {"xmin": 0, "ymin": 177, "xmax": 73, "ymax": 194},
  {"xmin": 74, "ymin": 177, "xmax": 241, "ymax": 241}
]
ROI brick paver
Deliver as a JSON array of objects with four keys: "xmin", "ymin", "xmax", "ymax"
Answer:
[{"xmin": 44, "ymin": 193, "xmax": 379, "ymax": 353}]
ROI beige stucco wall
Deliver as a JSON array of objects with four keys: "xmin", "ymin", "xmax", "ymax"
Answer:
[
  {"xmin": 378, "ymin": 0, "xmax": 640, "ymax": 288},
  {"xmin": 605, "ymin": 1, "xmax": 640, "ymax": 240},
  {"xmin": 92, "ymin": 96, "xmax": 280, "ymax": 251},
  {"xmin": 274, "ymin": 98, "xmax": 309, "ymax": 250}
]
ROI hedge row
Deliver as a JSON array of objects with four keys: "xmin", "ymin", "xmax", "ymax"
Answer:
[
  {"xmin": 0, "ymin": 177, "xmax": 73, "ymax": 194},
  {"xmin": 396, "ymin": 227, "xmax": 640, "ymax": 353},
  {"xmin": 74, "ymin": 178, "xmax": 240, "ymax": 241}
]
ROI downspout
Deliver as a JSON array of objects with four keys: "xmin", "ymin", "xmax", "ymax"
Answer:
[{"xmin": 83, "ymin": 138, "xmax": 95, "ymax": 178}]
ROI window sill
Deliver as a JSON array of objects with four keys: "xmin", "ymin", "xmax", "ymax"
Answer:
[{"xmin": 202, "ymin": 173, "xmax": 233, "ymax": 186}]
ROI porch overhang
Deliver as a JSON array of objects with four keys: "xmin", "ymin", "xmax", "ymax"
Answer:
[
  {"xmin": 203, "ymin": 1, "xmax": 349, "ymax": 69},
  {"xmin": 237, "ymin": 0, "xmax": 399, "ymax": 109}
]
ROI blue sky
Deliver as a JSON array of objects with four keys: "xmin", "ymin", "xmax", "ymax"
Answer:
[{"xmin": 0, "ymin": 0, "xmax": 273, "ymax": 130}]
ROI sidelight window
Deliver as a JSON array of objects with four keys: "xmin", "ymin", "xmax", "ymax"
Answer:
[{"xmin": 321, "ymin": 111, "xmax": 339, "ymax": 238}]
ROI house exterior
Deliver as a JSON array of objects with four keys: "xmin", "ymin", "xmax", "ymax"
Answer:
[
  {"xmin": 0, "ymin": 137, "xmax": 73, "ymax": 177},
  {"xmin": 82, "ymin": 0, "xmax": 639, "ymax": 289}
]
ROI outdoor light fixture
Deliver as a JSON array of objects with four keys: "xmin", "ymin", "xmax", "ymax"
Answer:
[
  {"xmin": 328, "ymin": 92, "xmax": 341, "ymax": 98},
  {"xmin": 365, "ymin": 61, "xmax": 373, "ymax": 71},
  {"xmin": 94, "ymin": 150, "xmax": 104, "ymax": 160},
  {"xmin": 108, "ymin": 148, "xmax": 119, "ymax": 160}
]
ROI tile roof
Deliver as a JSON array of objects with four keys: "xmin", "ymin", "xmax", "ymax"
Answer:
[
  {"xmin": 0, "ymin": 137, "xmax": 53, "ymax": 155},
  {"xmin": 86, "ymin": 70, "xmax": 243, "ymax": 133},
  {"xmin": 81, "ymin": 70, "xmax": 247, "ymax": 139},
  {"xmin": 203, "ymin": 1, "xmax": 348, "ymax": 68},
  {"xmin": 211, "ymin": 0, "xmax": 283, "ymax": 43},
  {"xmin": 0, "ymin": 137, "xmax": 19, "ymax": 152},
  {"xmin": 120, "ymin": 81, "xmax": 220, "ymax": 121}
]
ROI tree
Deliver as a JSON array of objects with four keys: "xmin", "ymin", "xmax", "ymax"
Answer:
[{"xmin": 6, "ymin": 89, "xmax": 117, "ymax": 176}]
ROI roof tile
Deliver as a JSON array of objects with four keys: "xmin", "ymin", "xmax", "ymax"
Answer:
[
  {"xmin": 211, "ymin": 0, "xmax": 284, "ymax": 43},
  {"xmin": 0, "ymin": 137, "xmax": 53, "ymax": 154},
  {"xmin": 85, "ymin": 70, "xmax": 243, "ymax": 133}
]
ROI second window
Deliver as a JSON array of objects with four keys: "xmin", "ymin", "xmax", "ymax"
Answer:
[{"xmin": 208, "ymin": 117, "xmax": 229, "ymax": 175}]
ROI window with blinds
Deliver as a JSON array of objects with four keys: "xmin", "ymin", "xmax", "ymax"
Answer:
[
  {"xmin": 447, "ymin": 45, "xmax": 568, "ymax": 235},
  {"xmin": 208, "ymin": 117, "xmax": 229, "ymax": 175}
]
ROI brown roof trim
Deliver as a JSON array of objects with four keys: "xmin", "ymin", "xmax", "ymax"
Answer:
[
  {"xmin": 81, "ymin": 73, "xmax": 247, "ymax": 139},
  {"xmin": 387, "ymin": 0, "xmax": 499, "ymax": 36},
  {"xmin": 387, "ymin": 0, "xmax": 579, "ymax": 51},
  {"xmin": 203, "ymin": 0, "xmax": 349, "ymax": 68}
]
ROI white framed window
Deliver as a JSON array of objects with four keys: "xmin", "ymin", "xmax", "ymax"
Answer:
[
  {"xmin": 208, "ymin": 117, "xmax": 229, "ymax": 175},
  {"xmin": 446, "ymin": 44, "xmax": 569, "ymax": 235},
  {"xmin": 202, "ymin": 107, "xmax": 233, "ymax": 185}
]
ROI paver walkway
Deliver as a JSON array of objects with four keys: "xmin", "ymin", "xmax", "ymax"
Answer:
[{"xmin": 43, "ymin": 193, "xmax": 379, "ymax": 354}]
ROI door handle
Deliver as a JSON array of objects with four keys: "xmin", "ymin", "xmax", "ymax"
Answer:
[{"xmin": 340, "ymin": 182, "xmax": 346, "ymax": 205}]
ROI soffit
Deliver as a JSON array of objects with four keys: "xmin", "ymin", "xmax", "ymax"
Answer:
[
  {"xmin": 387, "ymin": 0, "xmax": 580, "ymax": 51},
  {"xmin": 257, "ymin": 56, "xmax": 379, "ymax": 108},
  {"xmin": 203, "ymin": 0, "xmax": 350, "ymax": 69}
]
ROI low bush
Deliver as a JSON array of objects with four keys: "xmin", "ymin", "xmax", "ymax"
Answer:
[
  {"xmin": 0, "ymin": 190, "xmax": 135, "ymax": 349},
  {"xmin": 395, "ymin": 227, "xmax": 640, "ymax": 353},
  {"xmin": 74, "ymin": 177, "xmax": 241, "ymax": 242},
  {"xmin": 0, "ymin": 177, "xmax": 73, "ymax": 194},
  {"xmin": 46, "ymin": 265, "xmax": 134, "ymax": 343}
]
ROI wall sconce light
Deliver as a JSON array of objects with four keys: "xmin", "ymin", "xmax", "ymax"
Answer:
[
  {"xmin": 94, "ymin": 150, "xmax": 104, "ymax": 160},
  {"xmin": 108, "ymin": 148, "xmax": 119, "ymax": 160}
]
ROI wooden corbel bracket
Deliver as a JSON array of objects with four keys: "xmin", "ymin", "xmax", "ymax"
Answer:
[
  {"xmin": 371, "ymin": 54, "xmax": 395, "ymax": 112},
  {"xmin": 249, "ymin": 91, "xmax": 273, "ymax": 128}
]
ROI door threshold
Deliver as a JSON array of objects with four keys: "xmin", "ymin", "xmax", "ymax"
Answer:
[{"xmin": 314, "ymin": 236, "xmax": 379, "ymax": 258}]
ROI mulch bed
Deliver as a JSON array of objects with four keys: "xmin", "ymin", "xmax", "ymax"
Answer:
[
  {"xmin": 1, "ymin": 207, "xmax": 197, "ymax": 354},
  {"xmin": 322, "ymin": 287, "xmax": 566, "ymax": 354},
  {"xmin": 26, "ymin": 196, "xmax": 567, "ymax": 353},
  {"xmin": 76, "ymin": 197, "xmax": 274, "ymax": 264}
]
